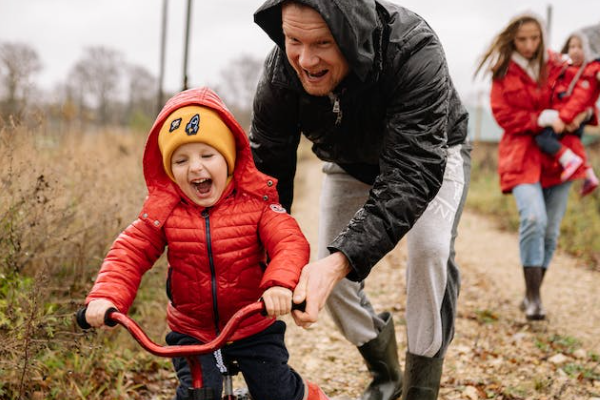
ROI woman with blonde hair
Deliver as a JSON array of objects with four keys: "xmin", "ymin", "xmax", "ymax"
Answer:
[{"xmin": 475, "ymin": 13, "xmax": 587, "ymax": 320}]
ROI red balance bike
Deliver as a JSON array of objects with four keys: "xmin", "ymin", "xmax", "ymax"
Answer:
[{"xmin": 76, "ymin": 301, "xmax": 305, "ymax": 400}]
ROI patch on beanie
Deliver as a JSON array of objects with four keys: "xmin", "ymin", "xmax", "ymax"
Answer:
[
  {"xmin": 185, "ymin": 114, "xmax": 200, "ymax": 135},
  {"xmin": 169, "ymin": 118, "xmax": 182, "ymax": 132}
]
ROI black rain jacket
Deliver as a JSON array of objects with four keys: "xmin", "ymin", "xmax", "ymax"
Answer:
[{"xmin": 250, "ymin": 0, "xmax": 469, "ymax": 281}]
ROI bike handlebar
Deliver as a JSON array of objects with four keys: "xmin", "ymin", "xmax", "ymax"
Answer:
[
  {"xmin": 76, "ymin": 306, "xmax": 118, "ymax": 329},
  {"xmin": 76, "ymin": 300, "xmax": 306, "ymax": 358}
]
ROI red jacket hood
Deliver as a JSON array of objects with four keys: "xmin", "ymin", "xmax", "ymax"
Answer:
[{"xmin": 141, "ymin": 87, "xmax": 279, "ymax": 227}]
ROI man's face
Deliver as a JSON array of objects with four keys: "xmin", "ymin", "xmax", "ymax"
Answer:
[{"xmin": 282, "ymin": 3, "xmax": 350, "ymax": 96}]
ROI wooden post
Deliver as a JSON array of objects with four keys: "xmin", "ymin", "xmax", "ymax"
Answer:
[
  {"xmin": 157, "ymin": 0, "xmax": 168, "ymax": 115},
  {"xmin": 182, "ymin": 0, "xmax": 193, "ymax": 91},
  {"xmin": 546, "ymin": 4, "xmax": 553, "ymax": 44}
]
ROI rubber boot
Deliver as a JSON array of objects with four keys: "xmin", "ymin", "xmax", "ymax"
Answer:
[
  {"xmin": 520, "ymin": 268, "xmax": 546, "ymax": 312},
  {"xmin": 357, "ymin": 312, "xmax": 403, "ymax": 400},
  {"xmin": 400, "ymin": 352, "xmax": 444, "ymax": 400},
  {"xmin": 523, "ymin": 267, "xmax": 546, "ymax": 320},
  {"xmin": 306, "ymin": 382, "xmax": 329, "ymax": 400}
]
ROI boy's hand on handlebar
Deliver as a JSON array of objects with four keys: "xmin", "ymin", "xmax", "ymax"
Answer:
[
  {"xmin": 86, "ymin": 299, "xmax": 118, "ymax": 328},
  {"xmin": 262, "ymin": 286, "xmax": 293, "ymax": 316}
]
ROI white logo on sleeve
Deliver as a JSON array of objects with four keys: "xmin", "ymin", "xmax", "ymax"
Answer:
[{"xmin": 269, "ymin": 204, "xmax": 287, "ymax": 213}]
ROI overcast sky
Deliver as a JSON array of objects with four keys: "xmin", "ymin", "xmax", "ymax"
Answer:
[{"xmin": 1, "ymin": 0, "xmax": 599, "ymax": 106}]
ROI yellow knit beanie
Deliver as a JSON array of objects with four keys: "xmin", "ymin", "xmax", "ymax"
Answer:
[{"xmin": 158, "ymin": 105, "xmax": 236, "ymax": 182}]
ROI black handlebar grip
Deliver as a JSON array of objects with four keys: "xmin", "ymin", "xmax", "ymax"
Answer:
[
  {"xmin": 258, "ymin": 299, "xmax": 307, "ymax": 316},
  {"xmin": 76, "ymin": 307, "xmax": 91, "ymax": 329},
  {"xmin": 104, "ymin": 307, "xmax": 119, "ymax": 327},
  {"xmin": 75, "ymin": 306, "xmax": 119, "ymax": 329},
  {"xmin": 291, "ymin": 300, "xmax": 306, "ymax": 312}
]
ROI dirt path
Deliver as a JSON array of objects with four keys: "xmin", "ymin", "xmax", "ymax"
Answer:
[
  {"xmin": 456, "ymin": 209, "xmax": 600, "ymax": 353},
  {"xmin": 284, "ymin": 155, "xmax": 600, "ymax": 400}
]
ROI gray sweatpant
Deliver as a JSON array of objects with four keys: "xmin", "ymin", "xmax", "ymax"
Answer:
[{"xmin": 323, "ymin": 143, "xmax": 471, "ymax": 358}]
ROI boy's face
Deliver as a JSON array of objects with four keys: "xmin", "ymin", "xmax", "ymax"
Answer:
[{"xmin": 171, "ymin": 142, "xmax": 229, "ymax": 207}]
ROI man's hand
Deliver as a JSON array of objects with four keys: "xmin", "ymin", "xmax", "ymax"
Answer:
[
  {"xmin": 86, "ymin": 299, "xmax": 118, "ymax": 329},
  {"xmin": 291, "ymin": 252, "xmax": 352, "ymax": 328},
  {"xmin": 262, "ymin": 286, "xmax": 293, "ymax": 316}
]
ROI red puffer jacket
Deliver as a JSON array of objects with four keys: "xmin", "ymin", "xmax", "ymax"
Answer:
[
  {"xmin": 491, "ymin": 53, "xmax": 586, "ymax": 193},
  {"xmin": 86, "ymin": 88, "xmax": 310, "ymax": 343},
  {"xmin": 555, "ymin": 60, "xmax": 600, "ymax": 126}
]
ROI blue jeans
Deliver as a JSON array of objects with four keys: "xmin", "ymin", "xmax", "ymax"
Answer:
[{"xmin": 512, "ymin": 181, "xmax": 572, "ymax": 268}]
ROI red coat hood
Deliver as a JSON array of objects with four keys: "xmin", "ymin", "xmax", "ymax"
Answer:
[{"xmin": 140, "ymin": 87, "xmax": 279, "ymax": 226}]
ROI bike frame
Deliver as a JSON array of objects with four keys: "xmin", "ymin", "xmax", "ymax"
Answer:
[{"xmin": 77, "ymin": 301, "xmax": 266, "ymax": 400}]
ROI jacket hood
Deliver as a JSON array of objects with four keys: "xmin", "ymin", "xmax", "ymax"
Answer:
[
  {"xmin": 141, "ymin": 87, "xmax": 279, "ymax": 226},
  {"xmin": 254, "ymin": 0, "xmax": 379, "ymax": 82},
  {"xmin": 581, "ymin": 22, "xmax": 600, "ymax": 60}
]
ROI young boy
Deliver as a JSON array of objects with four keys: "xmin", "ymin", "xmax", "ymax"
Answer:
[{"xmin": 84, "ymin": 87, "xmax": 328, "ymax": 400}]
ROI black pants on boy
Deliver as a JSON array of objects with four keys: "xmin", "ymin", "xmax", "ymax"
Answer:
[
  {"xmin": 535, "ymin": 125, "xmax": 585, "ymax": 156},
  {"xmin": 166, "ymin": 321, "xmax": 304, "ymax": 400}
]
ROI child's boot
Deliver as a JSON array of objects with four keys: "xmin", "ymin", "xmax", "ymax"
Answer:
[
  {"xmin": 581, "ymin": 167, "xmax": 599, "ymax": 197},
  {"xmin": 305, "ymin": 382, "xmax": 329, "ymax": 400},
  {"xmin": 558, "ymin": 148, "xmax": 583, "ymax": 181}
]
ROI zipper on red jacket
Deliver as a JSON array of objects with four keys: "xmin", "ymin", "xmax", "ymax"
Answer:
[{"xmin": 201, "ymin": 209, "xmax": 221, "ymax": 335}]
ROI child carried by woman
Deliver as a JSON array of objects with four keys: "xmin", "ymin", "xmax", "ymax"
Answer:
[{"xmin": 535, "ymin": 31, "xmax": 600, "ymax": 196}]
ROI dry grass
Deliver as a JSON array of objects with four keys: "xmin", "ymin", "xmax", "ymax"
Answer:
[
  {"xmin": 0, "ymin": 124, "xmax": 160, "ymax": 399},
  {"xmin": 0, "ymin": 124, "xmax": 146, "ymax": 276}
]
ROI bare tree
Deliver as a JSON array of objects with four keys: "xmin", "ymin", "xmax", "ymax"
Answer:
[
  {"xmin": 126, "ymin": 64, "xmax": 157, "ymax": 126},
  {"xmin": 213, "ymin": 54, "xmax": 263, "ymax": 129},
  {"xmin": 46, "ymin": 81, "xmax": 81, "ymax": 134},
  {"xmin": 70, "ymin": 46, "xmax": 124, "ymax": 125},
  {"xmin": 0, "ymin": 42, "xmax": 42, "ymax": 121}
]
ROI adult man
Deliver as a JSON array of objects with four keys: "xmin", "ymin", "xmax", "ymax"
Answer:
[{"xmin": 250, "ymin": 1, "xmax": 471, "ymax": 399}]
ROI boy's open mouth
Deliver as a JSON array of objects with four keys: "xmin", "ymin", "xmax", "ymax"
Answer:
[{"xmin": 192, "ymin": 178, "xmax": 212, "ymax": 194}]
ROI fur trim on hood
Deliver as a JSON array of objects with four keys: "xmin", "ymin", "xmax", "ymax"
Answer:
[{"xmin": 581, "ymin": 21, "xmax": 600, "ymax": 59}]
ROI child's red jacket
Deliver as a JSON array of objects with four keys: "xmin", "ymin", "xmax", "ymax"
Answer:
[
  {"xmin": 86, "ymin": 87, "xmax": 310, "ymax": 343},
  {"xmin": 554, "ymin": 60, "xmax": 600, "ymax": 126}
]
